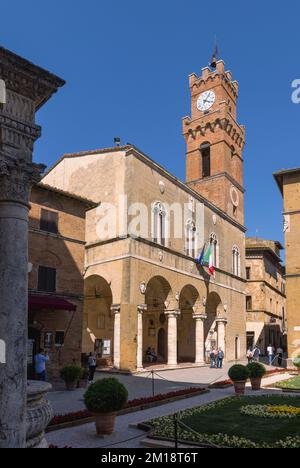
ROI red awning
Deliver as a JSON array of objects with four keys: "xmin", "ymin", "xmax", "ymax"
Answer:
[{"xmin": 28, "ymin": 295, "xmax": 77, "ymax": 312}]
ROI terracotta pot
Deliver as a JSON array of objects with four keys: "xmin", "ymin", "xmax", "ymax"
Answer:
[
  {"xmin": 94, "ymin": 412, "xmax": 117, "ymax": 435},
  {"xmin": 233, "ymin": 380, "xmax": 246, "ymax": 395},
  {"xmin": 250, "ymin": 377, "xmax": 262, "ymax": 391},
  {"xmin": 65, "ymin": 381, "xmax": 77, "ymax": 391}
]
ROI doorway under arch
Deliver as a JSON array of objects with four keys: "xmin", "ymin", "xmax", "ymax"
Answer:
[
  {"xmin": 178, "ymin": 285, "xmax": 199, "ymax": 363},
  {"xmin": 143, "ymin": 276, "xmax": 172, "ymax": 364},
  {"xmin": 157, "ymin": 328, "xmax": 167, "ymax": 360},
  {"xmin": 83, "ymin": 275, "xmax": 114, "ymax": 359}
]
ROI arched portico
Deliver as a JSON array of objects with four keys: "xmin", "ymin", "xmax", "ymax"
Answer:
[
  {"xmin": 143, "ymin": 276, "xmax": 174, "ymax": 365},
  {"xmin": 178, "ymin": 285, "xmax": 200, "ymax": 363},
  {"xmin": 205, "ymin": 292, "xmax": 227, "ymax": 360},
  {"xmin": 83, "ymin": 275, "xmax": 116, "ymax": 365}
]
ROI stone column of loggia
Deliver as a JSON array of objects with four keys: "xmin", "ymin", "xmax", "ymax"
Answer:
[
  {"xmin": 0, "ymin": 156, "xmax": 44, "ymax": 448},
  {"xmin": 193, "ymin": 314, "xmax": 207, "ymax": 365},
  {"xmin": 111, "ymin": 304, "xmax": 121, "ymax": 369},
  {"xmin": 165, "ymin": 311, "xmax": 181, "ymax": 366},
  {"xmin": 137, "ymin": 305, "xmax": 147, "ymax": 371},
  {"xmin": 216, "ymin": 318, "xmax": 228, "ymax": 357}
]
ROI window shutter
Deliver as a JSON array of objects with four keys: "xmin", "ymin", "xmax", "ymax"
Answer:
[
  {"xmin": 40, "ymin": 209, "xmax": 58, "ymax": 234},
  {"xmin": 38, "ymin": 266, "xmax": 56, "ymax": 292}
]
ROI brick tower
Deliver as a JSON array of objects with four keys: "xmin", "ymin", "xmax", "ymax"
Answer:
[{"xmin": 183, "ymin": 60, "xmax": 246, "ymax": 225}]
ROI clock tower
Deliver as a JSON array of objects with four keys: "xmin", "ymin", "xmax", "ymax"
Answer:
[{"xmin": 183, "ymin": 60, "xmax": 246, "ymax": 226}]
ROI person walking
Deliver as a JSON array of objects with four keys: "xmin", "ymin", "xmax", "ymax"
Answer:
[
  {"xmin": 217, "ymin": 348, "xmax": 225, "ymax": 369},
  {"xmin": 210, "ymin": 348, "xmax": 217, "ymax": 368},
  {"xmin": 277, "ymin": 346, "xmax": 283, "ymax": 367},
  {"xmin": 267, "ymin": 344, "xmax": 275, "ymax": 366},
  {"xmin": 88, "ymin": 352, "xmax": 97, "ymax": 383},
  {"xmin": 247, "ymin": 348, "xmax": 254, "ymax": 363},
  {"xmin": 252, "ymin": 346, "xmax": 260, "ymax": 362},
  {"xmin": 34, "ymin": 349, "xmax": 49, "ymax": 382}
]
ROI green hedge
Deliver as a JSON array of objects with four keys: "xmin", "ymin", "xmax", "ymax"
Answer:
[
  {"xmin": 228, "ymin": 364, "xmax": 250, "ymax": 382},
  {"xmin": 84, "ymin": 378, "xmax": 128, "ymax": 413}
]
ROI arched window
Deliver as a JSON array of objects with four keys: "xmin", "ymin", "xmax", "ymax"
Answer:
[
  {"xmin": 201, "ymin": 142, "xmax": 211, "ymax": 178},
  {"xmin": 152, "ymin": 202, "xmax": 167, "ymax": 247},
  {"xmin": 209, "ymin": 233, "xmax": 219, "ymax": 268},
  {"xmin": 186, "ymin": 219, "xmax": 197, "ymax": 258},
  {"xmin": 232, "ymin": 245, "xmax": 240, "ymax": 277}
]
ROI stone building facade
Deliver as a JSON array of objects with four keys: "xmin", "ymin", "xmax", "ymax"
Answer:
[
  {"xmin": 245, "ymin": 238, "xmax": 286, "ymax": 354},
  {"xmin": 28, "ymin": 183, "xmax": 96, "ymax": 378},
  {"xmin": 274, "ymin": 168, "xmax": 300, "ymax": 358},
  {"xmin": 43, "ymin": 60, "xmax": 247, "ymax": 372}
]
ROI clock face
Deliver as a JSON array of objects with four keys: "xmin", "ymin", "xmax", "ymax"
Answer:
[{"xmin": 197, "ymin": 90, "xmax": 216, "ymax": 111}]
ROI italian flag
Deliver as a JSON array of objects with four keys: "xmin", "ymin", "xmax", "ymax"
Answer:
[{"xmin": 203, "ymin": 244, "xmax": 215, "ymax": 277}]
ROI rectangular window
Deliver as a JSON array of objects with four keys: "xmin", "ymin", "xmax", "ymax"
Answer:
[
  {"xmin": 246, "ymin": 296, "xmax": 252, "ymax": 310},
  {"xmin": 55, "ymin": 331, "xmax": 65, "ymax": 347},
  {"xmin": 38, "ymin": 266, "xmax": 56, "ymax": 292},
  {"xmin": 246, "ymin": 267, "xmax": 251, "ymax": 280},
  {"xmin": 44, "ymin": 332, "xmax": 53, "ymax": 349},
  {"xmin": 40, "ymin": 209, "xmax": 58, "ymax": 234}
]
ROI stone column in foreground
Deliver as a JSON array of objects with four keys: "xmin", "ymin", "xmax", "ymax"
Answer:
[
  {"xmin": 0, "ymin": 46, "xmax": 65, "ymax": 448},
  {"xmin": 193, "ymin": 314, "xmax": 207, "ymax": 365},
  {"xmin": 111, "ymin": 304, "xmax": 121, "ymax": 369},
  {"xmin": 137, "ymin": 305, "xmax": 147, "ymax": 371},
  {"xmin": 165, "ymin": 311, "xmax": 180, "ymax": 366},
  {"xmin": 216, "ymin": 318, "xmax": 228, "ymax": 356}
]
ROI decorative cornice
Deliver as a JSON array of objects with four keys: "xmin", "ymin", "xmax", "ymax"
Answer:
[
  {"xmin": 0, "ymin": 46, "xmax": 65, "ymax": 110},
  {"xmin": 190, "ymin": 71, "xmax": 238, "ymax": 99},
  {"xmin": 183, "ymin": 116, "xmax": 245, "ymax": 149},
  {"xmin": 0, "ymin": 152, "xmax": 45, "ymax": 204}
]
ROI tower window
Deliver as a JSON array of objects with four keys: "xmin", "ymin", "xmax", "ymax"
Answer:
[{"xmin": 201, "ymin": 143, "xmax": 211, "ymax": 178}]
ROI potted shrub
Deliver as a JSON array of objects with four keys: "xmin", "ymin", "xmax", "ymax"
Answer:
[
  {"xmin": 228, "ymin": 364, "xmax": 250, "ymax": 395},
  {"xmin": 84, "ymin": 378, "xmax": 128, "ymax": 435},
  {"xmin": 293, "ymin": 356, "xmax": 300, "ymax": 375},
  {"xmin": 77, "ymin": 368, "xmax": 89, "ymax": 389},
  {"xmin": 247, "ymin": 362, "xmax": 266, "ymax": 390},
  {"xmin": 60, "ymin": 365, "xmax": 82, "ymax": 391}
]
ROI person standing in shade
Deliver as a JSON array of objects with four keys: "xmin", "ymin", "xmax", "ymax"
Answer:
[
  {"xmin": 88, "ymin": 352, "xmax": 97, "ymax": 383},
  {"xmin": 35, "ymin": 349, "xmax": 49, "ymax": 382},
  {"xmin": 252, "ymin": 346, "xmax": 260, "ymax": 362},
  {"xmin": 267, "ymin": 344, "xmax": 275, "ymax": 366},
  {"xmin": 210, "ymin": 348, "xmax": 217, "ymax": 368},
  {"xmin": 217, "ymin": 348, "xmax": 225, "ymax": 369},
  {"xmin": 277, "ymin": 346, "xmax": 284, "ymax": 367}
]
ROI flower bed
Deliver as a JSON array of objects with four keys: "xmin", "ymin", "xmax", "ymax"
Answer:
[
  {"xmin": 144, "ymin": 395, "xmax": 300, "ymax": 448},
  {"xmin": 240, "ymin": 404, "xmax": 300, "ymax": 419},
  {"xmin": 48, "ymin": 387, "xmax": 206, "ymax": 428}
]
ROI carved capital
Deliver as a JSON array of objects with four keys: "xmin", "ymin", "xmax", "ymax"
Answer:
[
  {"xmin": 193, "ymin": 314, "xmax": 207, "ymax": 321},
  {"xmin": 0, "ymin": 152, "xmax": 45, "ymax": 204},
  {"xmin": 165, "ymin": 310, "xmax": 181, "ymax": 319},
  {"xmin": 137, "ymin": 304, "xmax": 147, "ymax": 315},
  {"xmin": 111, "ymin": 304, "xmax": 121, "ymax": 315}
]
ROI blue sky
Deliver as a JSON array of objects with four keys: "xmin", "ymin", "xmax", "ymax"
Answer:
[{"xmin": 1, "ymin": 0, "xmax": 300, "ymax": 250}]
